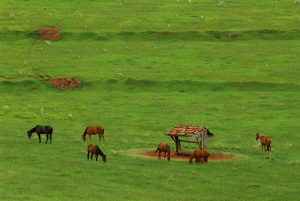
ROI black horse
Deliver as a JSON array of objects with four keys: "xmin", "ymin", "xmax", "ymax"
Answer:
[{"xmin": 27, "ymin": 125, "xmax": 53, "ymax": 143}]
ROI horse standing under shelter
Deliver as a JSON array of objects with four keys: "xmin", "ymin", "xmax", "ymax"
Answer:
[
  {"xmin": 27, "ymin": 125, "xmax": 53, "ymax": 143},
  {"xmin": 256, "ymin": 132, "xmax": 272, "ymax": 152},
  {"xmin": 82, "ymin": 125, "xmax": 105, "ymax": 142},
  {"xmin": 189, "ymin": 149, "xmax": 209, "ymax": 164}
]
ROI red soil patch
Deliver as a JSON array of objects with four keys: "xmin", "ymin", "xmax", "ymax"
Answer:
[
  {"xmin": 48, "ymin": 77, "xmax": 80, "ymax": 89},
  {"xmin": 144, "ymin": 150, "xmax": 233, "ymax": 161},
  {"xmin": 38, "ymin": 26, "xmax": 61, "ymax": 41}
]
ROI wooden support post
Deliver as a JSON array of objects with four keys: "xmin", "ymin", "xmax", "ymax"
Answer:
[
  {"xmin": 175, "ymin": 136, "xmax": 181, "ymax": 154},
  {"xmin": 203, "ymin": 129, "xmax": 208, "ymax": 149},
  {"xmin": 196, "ymin": 134, "xmax": 202, "ymax": 150},
  {"xmin": 170, "ymin": 136, "xmax": 176, "ymax": 143}
]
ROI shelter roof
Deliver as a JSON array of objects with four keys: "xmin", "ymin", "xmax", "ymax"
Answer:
[{"xmin": 166, "ymin": 125, "xmax": 214, "ymax": 137}]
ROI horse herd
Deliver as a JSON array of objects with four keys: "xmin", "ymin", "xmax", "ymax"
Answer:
[
  {"xmin": 27, "ymin": 125, "xmax": 272, "ymax": 164},
  {"xmin": 27, "ymin": 125, "xmax": 107, "ymax": 162}
]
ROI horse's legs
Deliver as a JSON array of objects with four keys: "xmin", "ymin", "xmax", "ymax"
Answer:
[
  {"xmin": 89, "ymin": 134, "xmax": 92, "ymax": 142},
  {"xmin": 91, "ymin": 153, "xmax": 94, "ymax": 160},
  {"xmin": 50, "ymin": 134, "xmax": 52, "ymax": 144},
  {"xmin": 38, "ymin": 134, "xmax": 41, "ymax": 143},
  {"xmin": 96, "ymin": 154, "xmax": 98, "ymax": 161},
  {"xmin": 102, "ymin": 135, "xmax": 105, "ymax": 143},
  {"xmin": 45, "ymin": 134, "xmax": 49, "ymax": 144},
  {"xmin": 189, "ymin": 156, "xmax": 194, "ymax": 164},
  {"xmin": 87, "ymin": 151, "xmax": 90, "ymax": 159},
  {"xmin": 158, "ymin": 150, "xmax": 161, "ymax": 160},
  {"xmin": 99, "ymin": 134, "xmax": 101, "ymax": 143},
  {"xmin": 205, "ymin": 156, "xmax": 208, "ymax": 163}
]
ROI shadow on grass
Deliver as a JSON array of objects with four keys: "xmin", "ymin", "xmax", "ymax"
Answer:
[{"xmin": 0, "ymin": 78, "xmax": 299, "ymax": 93}]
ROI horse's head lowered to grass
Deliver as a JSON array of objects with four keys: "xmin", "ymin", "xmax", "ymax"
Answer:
[
  {"xmin": 27, "ymin": 130, "xmax": 33, "ymax": 139},
  {"xmin": 256, "ymin": 132, "xmax": 260, "ymax": 140}
]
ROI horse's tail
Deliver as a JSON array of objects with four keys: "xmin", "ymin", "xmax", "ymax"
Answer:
[
  {"xmin": 154, "ymin": 148, "xmax": 159, "ymax": 153},
  {"xmin": 82, "ymin": 131, "xmax": 86, "ymax": 142}
]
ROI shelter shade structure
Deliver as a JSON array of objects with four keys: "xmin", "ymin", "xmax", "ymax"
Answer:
[{"xmin": 165, "ymin": 125, "xmax": 214, "ymax": 155}]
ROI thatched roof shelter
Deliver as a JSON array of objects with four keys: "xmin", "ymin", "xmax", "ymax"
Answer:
[
  {"xmin": 166, "ymin": 125, "xmax": 214, "ymax": 137},
  {"xmin": 165, "ymin": 125, "xmax": 214, "ymax": 155}
]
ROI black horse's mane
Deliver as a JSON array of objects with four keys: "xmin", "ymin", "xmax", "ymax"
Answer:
[
  {"xmin": 97, "ymin": 146, "xmax": 106, "ymax": 157},
  {"xmin": 28, "ymin": 125, "xmax": 39, "ymax": 133}
]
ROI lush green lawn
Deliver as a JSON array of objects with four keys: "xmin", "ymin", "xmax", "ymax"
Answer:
[{"xmin": 0, "ymin": 1, "xmax": 300, "ymax": 201}]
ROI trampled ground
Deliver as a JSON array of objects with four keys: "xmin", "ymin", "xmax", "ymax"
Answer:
[
  {"xmin": 0, "ymin": 1, "xmax": 300, "ymax": 201},
  {"xmin": 143, "ymin": 150, "xmax": 233, "ymax": 161}
]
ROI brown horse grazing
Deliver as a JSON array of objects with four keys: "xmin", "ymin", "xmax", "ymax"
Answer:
[
  {"xmin": 87, "ymin": 144, "xmax": 106, "ymax": 162},
  {"xmin": 155, "ymin": 142, "xmax": 171, "ymax": 161},
  {"xmin": 256, "ymin": 132, "xmax": 272, "ymax": 152},
  {"xmin": 82, "ymin": 125, "xmax": 105, "ymax": 142},
  {"xmin": 189, "ymin": 149, "xmax": 209, "ymax": 164},
  {"xmin": 27, "ymin": 125, "xmax": 53, "ymax": 143}
]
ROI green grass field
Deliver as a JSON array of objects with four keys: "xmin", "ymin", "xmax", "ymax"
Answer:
[{"xmin": 0, "ymin": 1, "xmax": 300, "ymax": 200}]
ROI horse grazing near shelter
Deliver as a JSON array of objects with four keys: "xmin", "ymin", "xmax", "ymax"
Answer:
[
  {"xmin": 256, "ymin": 132, "xmax": 272, "ymax": 152},
  {"xmin": 87, "ymin": 144, "xmax": 106, "ymax": 162},
  {"xmin": 189, "ymin": 149, "xmax": 209, "ymax": 164},
  {"xmin": 27, "ymin": 125, "xmax": 53, "ymax": 143},
  {"xmin": 82, "ymin": 125, "xmax": 105, "ymax": 143},
  {"xmin": 155, "ymin": 142, "xmax": 171, "ymax": 161}
]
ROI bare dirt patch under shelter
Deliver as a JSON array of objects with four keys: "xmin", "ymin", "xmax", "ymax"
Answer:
[{"xmin": 144, "ymin": 150, "xmax": 233, "ymax": 161}]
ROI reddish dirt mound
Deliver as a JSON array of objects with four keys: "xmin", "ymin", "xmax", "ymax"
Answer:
[
  {"xmin": 38, "ymin": 26, "xmax": 60, "ymax": 41},
  {"xmin": 144, "ymin": 150, "xmax": 233, "ymax": 161},
  {"xmin": 48, "ymin": 77, "xmax": 80, "ymax": 89}
]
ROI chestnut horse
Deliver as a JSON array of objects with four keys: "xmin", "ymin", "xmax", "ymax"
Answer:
[
  {"xmin": 87, "ymin": 144, "xmax": 106, "ymax": 162},
  {"xmin": 27, "ymin": 125, "xmax": 53, "ymax": 143},
  {"xmin": 189, "ymin": 149, "xmax": 209, "ymax": 164},
  {"xmin": 155, "ymin": 142, "xmax": 170, "ymax": 161},
  {"xmin": 82, "ymin": 125, "xmax": 105, "ymax": 142},
  {"xmin": 256, "ymin": 132, "xmax": 272, "ymax": 152}
]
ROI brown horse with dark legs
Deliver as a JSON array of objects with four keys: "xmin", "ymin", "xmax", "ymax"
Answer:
[
  {"xmin": 82, "ymin": 126, "xmax": 105, "ymax": 143},
  {"xmin": 256, "ymin": 132, "xmax": 272, "ymax": 152},
  {"xmin": 189, "ymin": 149, "xmax": 209, "ymax": 164},
  {"xmin": 87, "ymin": 144, "xmax": 106, "ymax": 162},
  {"xmin": 155, "ymin": 142, "xmax": 171, "ymax": 161},
  {"xmin": 27, "ymin": 125, "xmax": 53, "ymax": 143}
]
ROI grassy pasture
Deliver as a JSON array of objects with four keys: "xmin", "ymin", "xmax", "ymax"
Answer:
[{"xmin": 0, "ymin": 0, "xmax": 300, "ymax": 201}]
